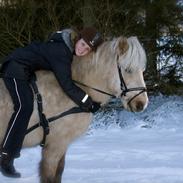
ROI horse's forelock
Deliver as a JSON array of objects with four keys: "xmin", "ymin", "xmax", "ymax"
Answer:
[
  {"xmin": 111, "ymin": 36, "xmax": 129, "ymax": 56},
  {"xmin": 81, "ymin": 36, "xmax": 147, "ymax": 73}
]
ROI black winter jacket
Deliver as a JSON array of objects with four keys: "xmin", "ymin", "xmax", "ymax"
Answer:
[{"xmin": 0, "ymin": 31, "xmax": 87, "ymax": 107}]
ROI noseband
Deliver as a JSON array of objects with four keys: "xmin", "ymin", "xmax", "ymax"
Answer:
[{"xmin": 73, "ymin": 65, "xmax": 147, "ymax": 105}]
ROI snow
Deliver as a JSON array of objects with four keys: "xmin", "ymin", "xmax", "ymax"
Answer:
[{"xmin": 0, "ymin": 95, "xmax": 183, "ymax": 183}]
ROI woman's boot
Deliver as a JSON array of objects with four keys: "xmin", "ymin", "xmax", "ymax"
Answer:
[{"xmin": 0, "ymin": 153, "xmax": 21, "ymax": 178}]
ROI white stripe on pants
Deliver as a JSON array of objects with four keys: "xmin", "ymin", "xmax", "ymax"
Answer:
[{"xmin": 2, "ymin": 78, "xmax": 22, "ymax": 148}]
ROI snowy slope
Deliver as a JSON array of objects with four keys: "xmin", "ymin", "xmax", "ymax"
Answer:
[{"xmin": 0, "ymin": 95, "xmax": 183, "ymax": 183}]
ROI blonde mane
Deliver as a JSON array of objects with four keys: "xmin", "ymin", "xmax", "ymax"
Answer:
[
  {"xmin": 72, "ymin": 36, "xmax": 147, "ymax": 85},
  {"xmin": 119, "ymin": 37, "xmax": 147, "ymax": 72},
  {"xmin": 108, "ymin": 37, "xmax": 146, "ymax": 72}
]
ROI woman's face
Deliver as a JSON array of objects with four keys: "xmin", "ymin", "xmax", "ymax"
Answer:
[{"xmin": 75, "ymin": 38, "xmax": 92, "ymax": 56}]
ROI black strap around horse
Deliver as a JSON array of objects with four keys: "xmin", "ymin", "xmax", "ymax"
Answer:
[
  {"xmin": 28, "ymin": 76, "xmax": 86, "ymax": 147},
  {"xmin": 29, "ymin": 76, "xmax": 50, "ymax": 147},
  {"xmin": 26, "ymin": 106, "xmax": 84, "ymax": 135}
]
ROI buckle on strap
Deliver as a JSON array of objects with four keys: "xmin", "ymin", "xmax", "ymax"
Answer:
[
  {"xmin": 41, "ymin": 113, "xmax": 50, "ymax": 135},
  {"xmin": 35, "ymin": 93, "xmax": 42, "ymax": 103}
]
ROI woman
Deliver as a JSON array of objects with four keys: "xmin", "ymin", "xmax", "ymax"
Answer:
[{"xmin": 0, "ymin": 27, "xmax": 103, "ymax": 178}]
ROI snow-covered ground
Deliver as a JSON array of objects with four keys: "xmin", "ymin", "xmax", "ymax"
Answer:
[{"xmin": 0, "ymin": 95, "xmax": 183, "ymax": 183}]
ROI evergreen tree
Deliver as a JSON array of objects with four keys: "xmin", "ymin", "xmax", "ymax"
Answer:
[{"xmin": 0, "ymin": 0, "xmax": 182, "ymax": 94}]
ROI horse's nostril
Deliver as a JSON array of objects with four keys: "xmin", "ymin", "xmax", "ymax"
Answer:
[{"xmin": 136, "ymin": 101, "xmax": 144, "ymax": 111}]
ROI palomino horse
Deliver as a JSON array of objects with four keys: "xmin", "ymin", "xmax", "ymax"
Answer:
[{"xmin": 0, "ymin": 36, "xmax": 148, "ymax": 182}]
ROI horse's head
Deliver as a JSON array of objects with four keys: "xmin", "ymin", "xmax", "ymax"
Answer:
[
  {"xmin": 72, "ymin": 36, "xmax": 148, "ymax": 112},
  {"xmin": 110, "ymin": 36, "xmax": 148, "ymax": 112}
]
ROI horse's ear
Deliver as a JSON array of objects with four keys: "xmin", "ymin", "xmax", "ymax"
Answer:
[{"xmin": 115, "ymin": 37, "xmax": 129, "ymax": 55}]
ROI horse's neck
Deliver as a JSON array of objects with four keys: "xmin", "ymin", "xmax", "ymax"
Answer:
[{"xmin": 72, "ymin": 49, "xmax": 115, "ymax": 104}]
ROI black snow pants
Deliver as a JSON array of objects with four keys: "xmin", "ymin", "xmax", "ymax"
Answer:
[{"xmin": 1, "ymin": 77, "xmax": 33, "ymax": 158}]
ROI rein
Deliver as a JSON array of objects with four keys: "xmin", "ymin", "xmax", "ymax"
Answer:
[
  {"xmin": 73, "ymin": 80, "xmax": 116, "ymax": 98},
  {"xmin": 74, "ymin": 65, "xmax": 147, "ymax": 106}
]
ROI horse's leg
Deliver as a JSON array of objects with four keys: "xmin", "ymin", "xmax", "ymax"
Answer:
[
  {"xmin": 38, "ymin": 113, "xmax": 91, "ymax": 183},
  {"xmin": 39, "ymin": 142, "xmax": 66, "ymax": 183},
  {"xmin": 55, "ymin": 153, "xmax": 66, "ymax": 183}
]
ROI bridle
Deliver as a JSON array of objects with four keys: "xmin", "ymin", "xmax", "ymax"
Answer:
[
  {"xmin": 117, "ymin": 66, "xmax": 147, "ymax": 105},
  {"xmin": 74, "ymin": 64, "xmax": 147, "ymax": 106}
]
